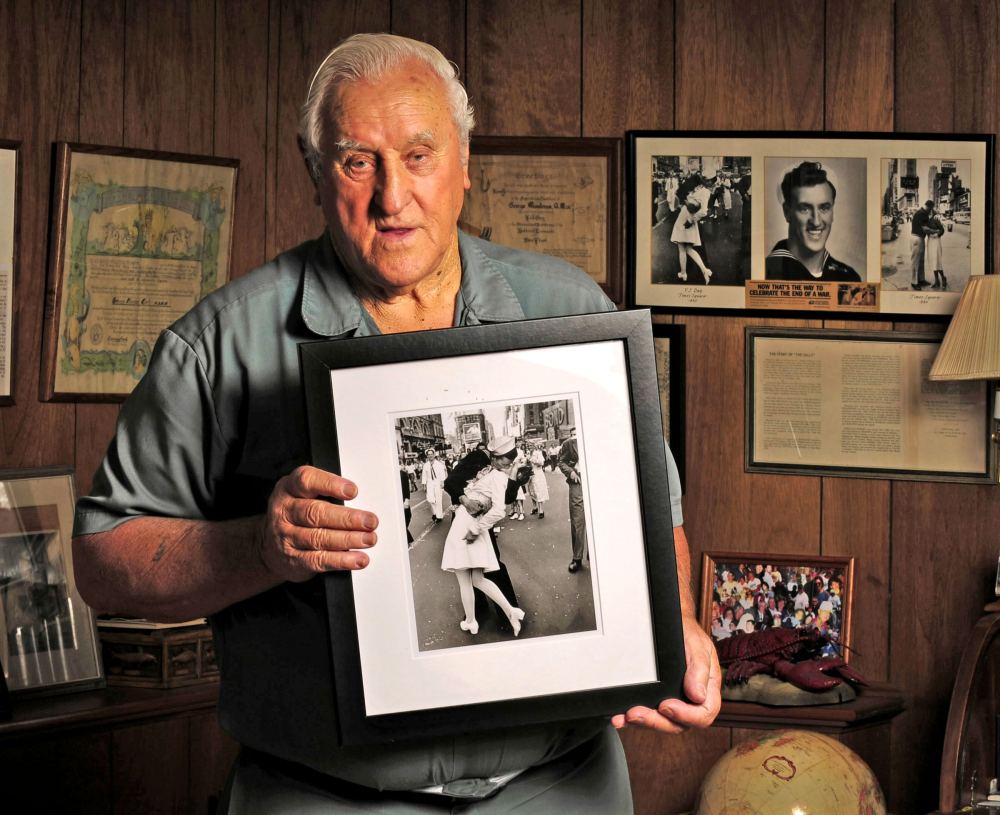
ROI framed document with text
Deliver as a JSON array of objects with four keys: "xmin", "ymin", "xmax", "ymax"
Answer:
[
  {"xmin": 746, "ymin": 326, "xmax": 995, "ymax": 483},
  {"xmin": 0, "ymin": 141, "xmax": 19, "ymax": 404},
  {"xmin": 461, "ymin": 136, "xmax": 623, "ymax": 304},
  {"xmin": 300, "ymin": 311, "xmax": 684, "ymax": 744},
  {"xmin": 41, "ymin": 143, "xmax": 238, "ymax": 401}
]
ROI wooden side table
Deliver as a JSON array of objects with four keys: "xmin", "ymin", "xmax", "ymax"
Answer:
[{"xmin": 0, "ymin": 684, "xmax": 238, "ymax": 814}]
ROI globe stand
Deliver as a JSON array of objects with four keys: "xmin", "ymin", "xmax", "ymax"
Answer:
[{"xmin": 721, "ymin": 674, "xmax": 857, "ymax": 706}]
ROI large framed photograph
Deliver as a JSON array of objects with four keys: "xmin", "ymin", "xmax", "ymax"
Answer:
[
  {"xmin": 652, "ymin": 321, "xmax": 686, "ymax": 487},
  {"xmin": 746, "ymin": 326, "xmax": 995, "ymax": 483},
  {"xmin": 699, "ymin": 551, "xmax": 854, "ymax": 660},
  {"xmin": 301, "ymin": 311, "xmax": 685, "ymax": 744},
  {"xmin": 628, "ymin": 131, "xmax": 994, "ymax": 317},
  {"xmin": 461, "ymin": 136, "xmax": 624, "ymax": 304},
  {"xmin": 0, "ymin": 467, "xmax": 104, "ymax": 696},
  {"xmin": 41, "ymin": 143, "xmax": 238, "ymax": 401},
  {"xmin": 0, "ymin": 140, "xmax": 19, "ymax": 404}
]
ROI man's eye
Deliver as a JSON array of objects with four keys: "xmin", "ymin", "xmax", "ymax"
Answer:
[{"xmin": 345, "ymin": 156, "xmax": 374, "ymax": 174}]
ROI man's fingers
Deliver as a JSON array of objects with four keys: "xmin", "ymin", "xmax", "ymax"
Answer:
[
  {"xmin": 281, "ymin": 465, "xmax": 358, "ymax": 501},
  {"xmin": 283, "ymin": 499, "xmax": 378, "ymax": 534}
]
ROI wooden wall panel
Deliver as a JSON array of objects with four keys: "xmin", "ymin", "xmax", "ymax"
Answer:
[
  {"xmin": 582, "ymin": 0, "xmax": 674, "ymax": 135},
  {"xmin": 123, "ymin": 0, "xmax": 215, "ymax": 154},
  {"xmin": 825, "ymin": 0, "xmax": 894, "ymax": 132},
  {"xmin": 112, "ymin": 719, "xmax": 189, "ymax": 813},
  {"xmin": 619, "ymin": 726, "xmax": 730, "ymax": 815},
  {"xmin": 215, "ymin": 0, "xmax": 270, "ymax": 279},
  {"xmin": 391, "ymin": 0, "xmax": 466, "ymax": 75},
  {"xmin": 466, "ymin": 0, "xmax": 581, "ymax": 136},
  {"xmin": 74, "ymin": 0, "xmax": 126, "ymax": 496},
  {"xmin": 273, "ymin": 1, "xmax": 390, "ymax": 255},
  {"xmin": 674, "ymin": 0, "xmax": 824, "ymax": 130},
  {"xmin": 678, "ymin": 315, "xmax": 822, "ymax": 575},
  {"xmin": 0, "ymin": 1, "xmax": 78, "ymax": 469},
  {"xmin": 188, "ymin": 712, "xmax": 240, "ymax": 815}
]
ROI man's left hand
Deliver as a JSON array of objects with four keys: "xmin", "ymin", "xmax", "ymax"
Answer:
[{"xmin": 611, "ymin": 615, "xmax": 721, "ymax": 734}]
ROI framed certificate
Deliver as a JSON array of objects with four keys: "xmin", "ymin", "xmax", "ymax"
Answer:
[
  {"xmin": 461, "ymin": 136, "xmax": 623, "ymax": 304},
  {"xmin": 41, "ymin": 143, "xmax": 238, "ymax": 401},
  {"xmin": 300, "ymin": 311, "xmax": 685, "ymax": 744}
]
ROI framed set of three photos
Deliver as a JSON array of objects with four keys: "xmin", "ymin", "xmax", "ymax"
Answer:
[
  {"xmin": 301, "ymin": 311, "xmax": 685, "ymax": 744},
  {"xmin": 628, "ymin": 132, "xmax": 994, "ymax": 317}
]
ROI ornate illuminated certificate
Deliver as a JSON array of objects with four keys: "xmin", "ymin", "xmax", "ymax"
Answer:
[{"xmin": 44, "ymin": 145, "xmax": 237, "ymax": 400}]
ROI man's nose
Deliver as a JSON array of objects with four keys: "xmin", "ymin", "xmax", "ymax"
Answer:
[{"xmin": 375, "ymin": 159, "xmax": 412, "ymax": 215}]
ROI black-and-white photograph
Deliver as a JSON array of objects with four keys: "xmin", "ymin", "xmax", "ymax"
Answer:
[
  {"xmin": 394, "ymin": 397, "xmax": 597, "ymax": 652},
  {"xmin": 880, "ymin": 158, "xmax": 972, "ymax": 292},
  {"xmin": 649, "ymin": 155, "xmax": 751, "ymax": 286},
  {"xmin": 764, "ymin": 156, "xmax": 866, "ymax": 282},
  {"xmin": 0, "ymin": 529, "xmax": 79, "ymax": 687}
]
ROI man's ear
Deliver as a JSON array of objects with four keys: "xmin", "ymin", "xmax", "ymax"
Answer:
[
  {"xmin": 297, "ymin": 135, "xmax": 322, "ymax": 206},
  {"xmin": 460, "ymin": 140, "xmax": 471, "ymax": 191}
]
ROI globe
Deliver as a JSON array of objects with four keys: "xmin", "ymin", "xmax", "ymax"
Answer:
[{"xmin": 694, "ymin": 729, "xmax": 886, "ymax": 815}]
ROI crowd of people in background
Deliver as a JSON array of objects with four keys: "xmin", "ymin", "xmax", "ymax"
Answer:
[{"xmin": 707, "ymin": 562, "xmax": 845, "ymax": 655}]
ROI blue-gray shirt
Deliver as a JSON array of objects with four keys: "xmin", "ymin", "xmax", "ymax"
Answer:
[{"xmin": 75, "ymin": 230, "xmax": 683, "ymax": 789}]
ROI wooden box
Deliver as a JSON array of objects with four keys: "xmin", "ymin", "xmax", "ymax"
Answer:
[{"xmin": 99, "ymin": 624, "xmax": 219, "ymax": 688}]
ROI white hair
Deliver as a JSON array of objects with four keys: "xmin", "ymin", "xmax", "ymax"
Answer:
[{"xmin": 299, "ymin": 33, "xmax": 475, "ymax": 179}]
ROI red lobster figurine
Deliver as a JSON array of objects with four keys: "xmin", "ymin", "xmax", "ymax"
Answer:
[{"xmin": 714, "ymin": 627, "xmax": 868, "ymax": 692}]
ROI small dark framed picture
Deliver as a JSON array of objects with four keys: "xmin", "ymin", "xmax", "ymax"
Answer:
[
  {"xmin": 300, "ymin": 310, "xmax": 685, "ymax": 745},
  {"xmin": 461, "ymin": 136, "xmax": 624, "ymax": 304},
  {"xmin": 0, "ymin": 140, "xmax": 19, "ymax": 404},
  {"xmin": 0, "ymin": 467, "xmax": 104, "ymax": 696},
  {"xmin": 699, "ymin": 551, "xmax": 855, "ymax": 661},
  {"xmin": 651, "ymin": 321, "xmax": 686, "ymax": 487}
]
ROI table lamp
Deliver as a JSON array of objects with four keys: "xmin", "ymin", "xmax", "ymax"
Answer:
[{"xmin": 928, "ymin": 274, "xmax": 1000, "ymax": 478}]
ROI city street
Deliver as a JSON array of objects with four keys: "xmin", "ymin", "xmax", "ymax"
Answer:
[
  {"xmin": 402, "ymin": 467, "xmax": 598, "ymax": 652},
  {"xmin": 880, "ymin": 221, "xmax": 971, "ymax": 291},
  {"xmin": 650, "ymin": 199, "xmax": 751, "ymax": 286}
]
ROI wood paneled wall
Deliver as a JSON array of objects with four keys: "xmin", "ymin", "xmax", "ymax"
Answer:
[{"xmin": 2, "ymin": 1, "xmax": 998, "ymax": 812}]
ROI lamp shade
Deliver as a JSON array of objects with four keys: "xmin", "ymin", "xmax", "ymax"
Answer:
[{"xmin": 928, "ymin": 275, "xmax": 1000, "ymax": 381}]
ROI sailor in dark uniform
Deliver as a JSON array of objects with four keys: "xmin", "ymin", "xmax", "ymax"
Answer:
[
  {"xmin": 765, "ymin": 240, "xmax": 860, "ymax": 282},
  {"xmin": 765, "ymin": 161, "xmax": 861, "ymax": 283}
]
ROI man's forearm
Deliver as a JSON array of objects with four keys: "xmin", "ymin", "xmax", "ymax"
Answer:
[
  {"xmin": 673, "ymin": 525, "xmax": 697, "ymax": 618},
  {"xmin": 73, "ymin": 515, "xmax": 279, "ymax": 622}
]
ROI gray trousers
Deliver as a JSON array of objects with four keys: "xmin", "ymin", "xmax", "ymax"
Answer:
[
  {"xmin": 568, "ymin": 480, "xmax": 587, "ymax": 563},
  {"xmin": 222, "ymin": 726, "xmax": 632, "ymax": 814}
]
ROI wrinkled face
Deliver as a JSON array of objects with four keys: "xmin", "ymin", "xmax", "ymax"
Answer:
[
  {"xmin": 311, "ymin": 61, "xmax": 471, "ymax": 292},
  {"xmin": 784, "ymin": 182, "xmax": 835, "ymax": 258}
]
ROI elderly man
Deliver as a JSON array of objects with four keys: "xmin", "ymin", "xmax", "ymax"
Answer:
[
  {"xmin": 72, "ymin": 33, "xmax": 719, "ymax": 813},
  {"xmin": 765, "ymin": 161, "xmax": 860, "ymax": 282}
]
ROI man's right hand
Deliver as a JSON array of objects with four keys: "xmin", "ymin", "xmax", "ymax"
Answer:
[{"xmin": 259, "ymin": 465, "xmax": 378, "ymax": 582}]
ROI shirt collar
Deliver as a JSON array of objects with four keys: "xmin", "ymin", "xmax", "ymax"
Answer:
[{"xmin": 299, "ymin": 229, "xmax": 526, "ymax": 337}]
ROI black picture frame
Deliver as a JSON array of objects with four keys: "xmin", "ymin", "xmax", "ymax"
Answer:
[
  {"xmin": 745, "ymin": 326, "xmax": 995, "ymax": 483},
  {"xmin": 300, "ymin": 310, "xmax": 686, "ymax": 745},
  {"xmin": 627, "ymin": 130, "xmax": 995, "ymax": 319}
]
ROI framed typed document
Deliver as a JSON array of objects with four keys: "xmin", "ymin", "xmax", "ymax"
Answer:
[
  {"xmin": 300, "ymin": 311, "xmax": 685, "ymax": 745},
  {"xmin": 0, "ymin": 141, "xmax": 19, "ymax": 404},
  {"xmin": 745, "ymin": 327, "xmax": 995, "ymax": 483},
  {"xmin": 628, "ymin": 131, "xmax": 994, "ymax": 317},
  {"xmin": 42, "ymin": 143, "xmax": 238, "ymax": 401},
  {"xmin": 461, "ymin": 136, "xmax": 624, "ymax": 304}
]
